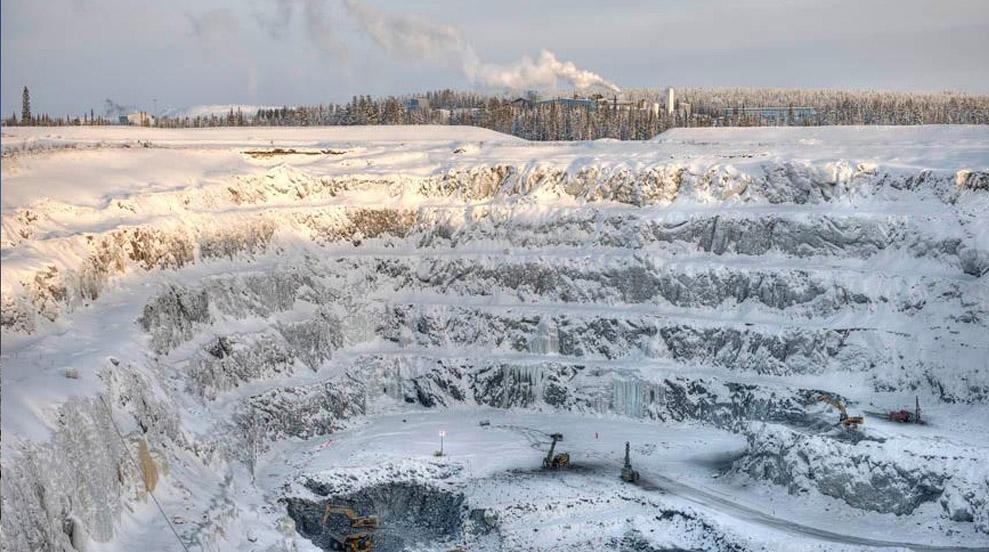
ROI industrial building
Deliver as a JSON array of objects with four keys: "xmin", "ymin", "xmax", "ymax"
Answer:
[{"xmin": 122, "ymin": 111, "xmax": 155, "ymax": 126}]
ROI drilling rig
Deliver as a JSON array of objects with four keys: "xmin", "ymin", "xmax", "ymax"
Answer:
[
  {"xmin": 620, "ymin": 441, "xmax": 640, "ymax": 483},
  {"xmin": 867, "ymin": 396, "xmax": 925, "ymax": 424}
]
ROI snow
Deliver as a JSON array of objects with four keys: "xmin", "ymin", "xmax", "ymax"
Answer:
[
  {"xmin": 159, "ymin": 104, "xmax": 287, "ymax": 119},
  {"xmin": 2, "ymin": 124, "xmax": 988, "ymax": 552},
  {"xmin": 2, "ymin": 124, "xmax": 984, "ymax": 211}
]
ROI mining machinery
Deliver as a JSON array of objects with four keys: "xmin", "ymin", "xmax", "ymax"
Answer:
[
  {"xmin": 543, "ymin": 433, "xmax": 570, "ymax": 469},
  {"xmin": 867, "ymin": 396, "xmax": 925, "ymax": 424},
  {"xmin": 815, "ymin": 393, "xmax": 864, "ymax": 428},
  {"xmin": 322, "ymin": 505, "xmax": 378, "ymax": 552},
  {"xmin": 620, "ymin": 441, "xmax": 640, "ymax": 483},
  {"xmin": 322, "ymin": 505, "xmax": 379, "ymax": 529},
  {"xmin": 326, "ymin": 531, "xmax": 374, "ymax": 552}
]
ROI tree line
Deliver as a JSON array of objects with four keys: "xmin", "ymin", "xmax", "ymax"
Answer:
[
  {"xmin": 6, "ymin": 87, "xmax": 119, "ymax": 127},
  {"xmin": 6, "ymin": 87, "xmax": 988, "ymax": 140}
]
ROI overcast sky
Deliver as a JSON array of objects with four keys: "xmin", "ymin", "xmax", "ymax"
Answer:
[{"xmin": 3, "ymin": 0, "xmax": 988, "ymax": 116}]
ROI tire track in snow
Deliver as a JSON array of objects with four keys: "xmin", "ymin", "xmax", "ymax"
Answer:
[{"xmin": 500, "ymin": 424, "xmax": 985, "ymax": 551}]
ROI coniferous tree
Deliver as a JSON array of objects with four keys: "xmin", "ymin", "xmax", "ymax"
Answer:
[
  {"xmin": 22, "ymin": 87, "xmax": 31, "ymax": 125},
  {"xmin": 108, "ymin": 87, "xmax": 988, "ymax": 135}
]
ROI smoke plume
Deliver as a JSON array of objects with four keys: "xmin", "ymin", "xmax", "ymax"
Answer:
[
  {"xmin": 252, "ymin": 0, "xmax": 348, "ymax": 59},
  {"xmin": 466, "ymin": 50, "xmax": 620, "ymax": 93},
  {"xmin": 103, "ymin": 99, "xmax": 133, "ymax": 118},
  {"xmin": 341, "ymin": 0, "xmax": 619, "ymax": 93}
]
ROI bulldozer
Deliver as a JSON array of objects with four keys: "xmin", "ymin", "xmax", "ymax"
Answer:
[
  {"xmin": 620, "ymin": 441, "xmax": 640, "ymax": 483},
  {"xmin": 814, "ymin": 394, "xmax": 864, "ymax": 429},
  {"xmin": 322, "ymin": 505, "xmax": 379, "ymax": 529},
  {"xmin": 543, "ymin": 433, "xmax": 570, "ymax": 470}
]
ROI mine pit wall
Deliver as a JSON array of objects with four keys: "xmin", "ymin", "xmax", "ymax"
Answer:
[
  {"xmin": 126, "ymin": 250, "xmax": 987, "ymax": 405},
  {"xmin": 2, "ymin": 163, "xmax": 987, "ymax": 549},
  {"xmin": 132, "ymin": 276, "xmax": 797, "ymax": 437},
  {"xmin": 286, "ymin": 481, "xmax": 468, "ymax": 552},
  {"xmin": 356, "ymin": 353, "xmax": 825, "ymax": 430},
  {"xmin": 0, "ymin": 367, "xmax": 187, "ymax": 552},
  {"xmin": 732, "ymin": 423, "xmax": 989, "ymax": 534},
  {"xmin": 136, "ymin": 282, "xmax": 976, "ymax": 420},
  {"xmin": 378, "ymin": 303, "xmax": 880, "ymax": 376},
  {"xmin": 4, "ymin": 203, "xmax": 986, "ymax": 333},
  {"xmin": 3, "ymin": 164, "xmax": 986, "ymax": 334}
]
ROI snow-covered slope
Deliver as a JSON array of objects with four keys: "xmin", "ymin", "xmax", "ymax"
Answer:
[{"xmin": 1, "ymin": 125, "xmax": 987, "ymax": 552}]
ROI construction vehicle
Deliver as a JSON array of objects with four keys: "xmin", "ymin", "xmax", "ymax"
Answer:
[
  {"xmin": 543, "ymin": 433, "xmax": 570, "ymax": 470},
  {"xmin": 321, "ymin": 504, "xmax": 377, "ymax": 552},
  {"xmin": 868, "ymin": 396, "xmax": 924, "ymax": 424},
  {"xmin": 814, "ymin": 394, "xmax": 864, "ymax": 429},
  {"xmin": 322, "ymin": 505, "xmax": 379, "ymax": 529},
  {"xmin": 620, "ymin": 441, "xmax": 640, "ymax": 483},
  {"xmin": 326, "ymin": 531, "xmax": 373, "ymax": 552}
]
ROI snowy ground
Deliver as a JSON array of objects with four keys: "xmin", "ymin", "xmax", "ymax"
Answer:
[
  {"xmin": 257, "ymin": 409, "xmax": 986, "ymax": 550},
  {"xmin": 2, "ymin": 125, "xmax": 988, "ymax": 552}
]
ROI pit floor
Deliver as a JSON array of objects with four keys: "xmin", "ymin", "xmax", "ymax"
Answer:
[{"xmin": 254, "ymin": 407, "xmax": 985, "ymax": 551}]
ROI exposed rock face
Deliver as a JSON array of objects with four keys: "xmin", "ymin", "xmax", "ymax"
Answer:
[
  {"xmin": 0, "ymin": 367, "xmax": 186, "ymax": 552},
  {"xmin": 190, "ymin": 334, "xmax": 298, "ymax": 400},
  {"xmin": 287, "ymin": 462, "xmax": 469, "ymax": 552},
  {"xmin": 379, "ymin": 303, "xmax": 879, "ymax": 375},
  {"xmin": 344, "ymin": 353, "xmax": 822, "ymax": 429},
  {"xmin": 3, "ymin": 161, "xmax": 985, "ymax": 334},
  {"xmin": 3, "ymin": 137, "xmax": 987, "ymax": 551},
  {"xmin": 2, "ymin": 397, "xmax": 127, "ymax": 552},
  {"xmin": 731, "ymin": 423, "xmax": 989, "ymax": 532},
  {"xmin": 239, "ymin": 379, "xmax": 365, "ymax": 443},
  {"xmin": 287, "ymin": 482, "xmax": 466, "ymax": 552},
  {"xmin": 139, "ymin": 285, "xmax": 212, "ymax": 353}
]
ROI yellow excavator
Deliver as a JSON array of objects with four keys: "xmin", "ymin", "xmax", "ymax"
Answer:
[
  {"xmin": 815, "ymin": 394, "xmax": 864, "ymax": 429},
  {"xmin": 543, "ymin": 433, "xmax": 570, "ymax": 469},
  {"xmin": 322, "ymin": 505, "xmax": 379, "ymax": 529},
  {"xmin": 322, "ymin": 505, "xmax": 378, "ymax": 552}
]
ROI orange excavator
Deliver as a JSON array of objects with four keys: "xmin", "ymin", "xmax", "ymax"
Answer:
[
  {"xmin": 814, "ymin": 394, "xmax": 864, "ymax": 429},
  {"xmin": 321, "ymin": 505, "xmax": 378, "ymax": 552}
]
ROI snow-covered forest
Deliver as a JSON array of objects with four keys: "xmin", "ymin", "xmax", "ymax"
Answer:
[{"xmin": 6, "ymin": 88, "xmax": 988, "ymax": 140}]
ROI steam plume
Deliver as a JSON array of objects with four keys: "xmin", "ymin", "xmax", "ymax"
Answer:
[
  {"xmin": 341, "ymin": 0, "xmax": 619, "ymax": 93},
  {"xmin": 466, "ymin": 50, "xmax": 621, "ymax": 93}
]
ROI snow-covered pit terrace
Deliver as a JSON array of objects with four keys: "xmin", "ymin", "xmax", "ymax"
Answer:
[{"xmin": 1, "ymin": 125, "xmax": 988, "ymax": 551}]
